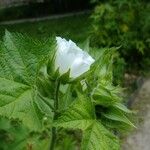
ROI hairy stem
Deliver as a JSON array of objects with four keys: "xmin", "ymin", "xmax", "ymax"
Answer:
[{"xmin": 50, "ymin": 79, "xmax": 60, "ymax": 150}]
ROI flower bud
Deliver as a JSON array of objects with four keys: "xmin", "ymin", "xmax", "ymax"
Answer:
[{"xmin": 55, "ymin": 37, "xmax": 95, "ymax": 79}]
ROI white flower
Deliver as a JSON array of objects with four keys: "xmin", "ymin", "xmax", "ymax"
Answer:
[{"xmin": 55, "ymin": 37, "xmax": 95, "ymax": 79}]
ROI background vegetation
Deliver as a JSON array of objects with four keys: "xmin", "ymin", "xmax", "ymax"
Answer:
[
  {"xmin": 0, "ymin": 0, "xmax": 149, "ymax": 149},
  {"xmin": 90, "ymin": 0, "xmax": 150, "ymax": 72}
]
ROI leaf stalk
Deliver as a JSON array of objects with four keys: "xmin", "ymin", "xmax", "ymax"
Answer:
[{"xmin": 50, "ymin": 79, "xmax": 60, "ymax": 150}]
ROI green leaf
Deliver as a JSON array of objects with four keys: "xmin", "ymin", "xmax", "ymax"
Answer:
[
  {"xmin": 1, "ymin": 31, "xmax": 51, "ymax": 85},
  {"xmin": 93, "ymin": 48, "xmax": 116, "ymax": 84},
  {"xmin": 102, "ymin": 108, "xmax": 135, "ymax": 128},
  {"xmin": 54, "ymin": 95, "xmax": 95, "ymax": 130},
  {"xmin": 79, "ymin": 38, "xmax": 90, "ymax": 52},
  {"xmin": 54, "ymin": 94, "xmax": 120, "ymax": 150},
  {"xmin": 81, "ymin": 121, "xmax": 120, "ymax": 150},
  {"xmin": 92, "ymin": 84, "xmax": 120, "ymax": 106},
  {"xmin": 113, "ymin": 103, "xmax": 132, "ymax": 114},
  {"xmin": 0, "ymin": 31, "xmax": 53, "ymax": 130},
  {"xmin": 0, "ymin": 78, "xmax": 51, "ymax": 130},
  {"xmin": 59, "ymin": 84, "xmax": 75, "ymax": 111}
]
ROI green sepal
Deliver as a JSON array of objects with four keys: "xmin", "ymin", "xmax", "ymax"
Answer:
[
  {"xmin": 47, "ymin": 51, "xmax": 57, "ymax": 80},
  {"xmin": 58, "ymin": 69, "xmax": 71, "ymax": 84}
]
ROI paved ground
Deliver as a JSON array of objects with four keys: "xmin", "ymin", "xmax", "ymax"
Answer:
[{"xmin": 122, "ymin": 79, "xmax": 150, "ymax": 150}]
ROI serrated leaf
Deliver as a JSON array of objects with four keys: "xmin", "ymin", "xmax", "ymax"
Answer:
[
  {"xmin": 102, "ymin": 108, "xmax": 135, "ymax": 128},
  {"xmin": 0, "ymin": 31, "xmax": 53, "ymax": 130},
  {"xmin": 93, "ymin": 48, "xmax": 116, "ymax": 84},
  {"xmin": 114, "ymin": 103, "xmax": 132, "ymax": 114},
  {"xmin": 59, "ymin": 84, "xmax": 75, "ymax": 111},
  {"xmin": 81, "ymin": 121, "xmax": 120, "ymax": 150},
  {"xmin": 1, "ymin": 31, "xmax": 52, "ymax": 85},
  {"xmin": 92, "ymin": 84, "xmax": 120, "ymax": 106},
  {"xmin": 0, "ymin": 77, "xmax": 48, "ymax": 130},
  {"xmin": 54, "ymin": 95, "xmax": 95, "ymax": 130}
]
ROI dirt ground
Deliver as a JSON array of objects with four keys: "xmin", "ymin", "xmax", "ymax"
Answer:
[{"xmin": 122, "ymin": 78, "xmax": 150, "ymax": 150}]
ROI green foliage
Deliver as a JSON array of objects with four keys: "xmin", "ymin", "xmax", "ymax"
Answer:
[
  {"xmin": 0, "ymin": 31, "xmax": 134, "ymax": 149},
  {"xmin": 91, "ymin": 0, "xmax": 150, "ymax": 69},
  {"xmin": 0, "ymin": 31, "xmax": 54, "ymax": 130},
  {"xmin": 54, "ymin": 94, "xmax": 120, "ymax": 150},
  {"xmin": 56, "ymin": 131, "xmax": 78, "ymax": 150},
  {"xmin": 113, "ymin": 56, "xmax": 126, "ymax": 85},
  {"xmin": 54, "ymin": 94, "xmax": 95, "ymax": 130},
  {"xmin": 0, "ymin": 117, "xmax": 50, "ymax": 150},
  {"xmin": 81, "ymin": 121, "xmax": 120, "ymax": 150},
  {"xmin": 53, "ymin": 46, "xmax": 134, "ymax": 149}
]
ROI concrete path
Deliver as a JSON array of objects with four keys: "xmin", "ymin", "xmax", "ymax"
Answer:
[{"xmin": 122, "ymin": 79, "xmax": 150, "ymax": 150}]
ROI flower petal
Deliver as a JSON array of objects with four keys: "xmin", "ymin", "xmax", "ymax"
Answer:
[{"xmin": 70, "ymin": 55, "xmax": 93, "ymax": 78}]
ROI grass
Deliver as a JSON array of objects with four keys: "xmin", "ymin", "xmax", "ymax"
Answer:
[{"xmin": 0, "ymin": 14, "xmax": 91, "ymax": 43}]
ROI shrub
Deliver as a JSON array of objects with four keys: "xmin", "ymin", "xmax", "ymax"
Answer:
[{"xmin": 90, "ymin": 0, "xmax": 150, "ymax": 70}]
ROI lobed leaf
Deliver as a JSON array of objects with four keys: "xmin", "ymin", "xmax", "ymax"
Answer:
[
  {"xmin": 81, "ymin": 121, "xmax": 120, "ymax": 150},
  {"xmin": 54, "ymin": 95, "xmax": 95, "ymax": 130},
  {"xmin": 0, "ymin": 31, "xmax": 54, "ymax": 130}
]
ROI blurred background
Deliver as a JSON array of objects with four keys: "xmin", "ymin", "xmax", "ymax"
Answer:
[{"xmin": 0, "ymin": 0, "xmax": 150, "ymax": 150}]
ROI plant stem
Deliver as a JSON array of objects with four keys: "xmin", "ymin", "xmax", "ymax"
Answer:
[{"xmin": 50, "ymin": 79, "xmax": 60, "ymax": 150}]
